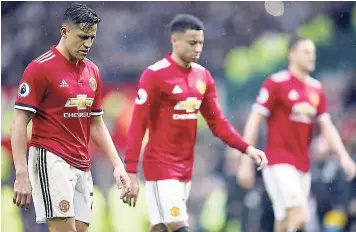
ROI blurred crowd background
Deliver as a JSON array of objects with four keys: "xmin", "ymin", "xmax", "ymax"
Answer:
[{"xmin": 2, "ymin": 1, "xmax": 356, "ymax": 232}]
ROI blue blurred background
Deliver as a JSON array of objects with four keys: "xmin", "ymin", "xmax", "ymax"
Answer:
[{"xmin": 2, "ymin": 1, "xmax": 356, "ymax": 231}]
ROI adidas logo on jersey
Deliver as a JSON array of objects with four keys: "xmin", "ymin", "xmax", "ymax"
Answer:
[
  {"xmin": 172, "ymin": 85, "xmax": 183, "ymax": 94},
  {"xmin": 60, "ymin": 80, "xmax": 69, "ymax": 88}
]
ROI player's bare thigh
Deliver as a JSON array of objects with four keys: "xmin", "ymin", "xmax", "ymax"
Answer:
[
  {"xmin": 274, "ymin": 219, "xmax": 287, "ymax": 232},
  {"xmin": 150, "ymin": 221, "xmax": 189, "ymax": 232},
  {"xmin": 285, "ymin": 205, "xmax": 307, "ymax": 231},
  {"xmin": 48, "ymin": 217, "xmax": 76, "ymax": 232},
  {"xmin": 47, "ymin": 218, "xmax": 89, "ymax": 232},
  {"xmin": 274, "ymin": 206, "xmax": 307, "ymax": 232},
  {"xmin": 167, "ymin": 221, "xmax": 189, "ymax": 231},
  {"xmin": 76, "ymin": 220, "xmax": 89, "ymax": 232}
]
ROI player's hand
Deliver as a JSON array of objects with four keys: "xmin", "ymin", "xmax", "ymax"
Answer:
[
  {"xmin": 13, "ymin": 171, "xmax": 32, "ymax": 209},
  {"xmin": 245, "ymin": 146, "xmax": 268, "ymax": 171},
  {"xmin": 122, "ymin": 173, "xmax": 140, "ymax": 207},
  {"xmin": 340, "ymin": 154, "xmax": 356, "ymax": 181},
  {"xmin": 113, "ymin": 166, "xmax": 131, "ymax": 199}
]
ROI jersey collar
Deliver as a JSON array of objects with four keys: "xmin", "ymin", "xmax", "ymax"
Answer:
[
  {"xmin": 51, "ymin": 46, "xmax": 85, "ymax": 70},
  {"xmin": 165, "ymin": 53, "xmax": 192, "ymax": 74}
]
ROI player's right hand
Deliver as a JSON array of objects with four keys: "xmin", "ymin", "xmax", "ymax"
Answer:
[
  {"xmin": 245, "ymin": 146, "xmax": 268, "ymax": 170},
  {"xmin": 13, "ymin": 171, "xmax": 32, "ymax": 209},
  {"xmin": 122, "ymin": 173, "xmax": 140, "ymax": 207}
]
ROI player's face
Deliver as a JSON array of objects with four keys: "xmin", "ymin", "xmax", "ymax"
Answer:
[
  {"xmin": 64, "ymin": 23, "xmax": 97, "ymax": 61},
  {"xmin": 173, "ymin": 29, "xmax": 204, "ymax": 63},
  {"xmin": 291, "ymin": 40, "xmax": 316, "ymax": 73}
]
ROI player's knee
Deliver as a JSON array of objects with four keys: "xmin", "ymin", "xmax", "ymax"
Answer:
[
  {"xmin": 150, "ymin": 223, "xmax": 169, "ymax": 232},
  {"xmin": 287, "ymin": 206, "xmax": 307, "ymax": 228}
]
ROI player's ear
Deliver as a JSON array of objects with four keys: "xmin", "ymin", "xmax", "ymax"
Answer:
[
  {"xmin": 171, "ymin": 34, "xmax": 177, "ymax": 45},
  {"xmin": 288, "ymin": 50, "xmax": 293, "ymax": 61},
  {"xmin": 60, "ymin": 24, "xmax": 69, "ymax": 39}
]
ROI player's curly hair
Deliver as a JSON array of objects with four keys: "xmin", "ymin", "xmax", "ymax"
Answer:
[
  {"xmin": 63, "ymin": 3, "xmax": 101, "ymax": 31},
  {"xmin": 169, "ymin": 14, "xmax": 204, "ymax": 34}
]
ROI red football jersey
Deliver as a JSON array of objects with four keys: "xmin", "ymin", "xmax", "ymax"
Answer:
[
  {"xmin": 14, "ymin": 46, "xmax": 103, "ymax": 171},
  {"xmin": 253, "ymin": 70, "xmax": 328, "ymax": 172},
  {"xmin": 125, "ymin": 54, "xmax": 249, "ymax": 181}
]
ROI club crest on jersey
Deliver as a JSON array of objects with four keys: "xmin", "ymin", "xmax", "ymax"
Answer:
[
  {"xmin": 288, "ymin": 89, "xmax": 299, "ymax": 101},
  {"xmin": 89, "ymin": 77, "xmax": 97, "ymax": 91},
  {"xmin": 196, "ymin": 80, "xmax": 206, "ymax": 95},
  {"xmin": 309, "ymin": 92, "xmax": 320, "ymax": 106},
  {"xmin": 18, "ymin": 82, "xmax": 31, "ymax": 98}
]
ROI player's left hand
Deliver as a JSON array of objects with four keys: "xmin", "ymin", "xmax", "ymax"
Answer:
[
  {"xmin": 245, "ymin": 146, "xmax": 268, "ymax": 170},
  {"xmin": 113, "ymin": 166, "xmax": 131, "ymax": 199},
  {"xmin": 340, "ymin": 154, "xmax": 356, "ymax": 181},
  {"xmin": 122, "ymin": 173, "xmax": 140, "ymax": 207}
]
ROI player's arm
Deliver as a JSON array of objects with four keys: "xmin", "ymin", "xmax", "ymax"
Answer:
[
  {"xmin": 89, "ymin": 70, "xmax": 130, "ymax": 199},
  {"xmin": 200, "ymin": 70, "xmax": 267, "ymax": 169},
  {"xmin": 319, "ymin": 116, "xmax": 349, "ymax": 159},
  {"xmin": 124, "ymin": 69, "xmax": 159, "ymax": 206},
  {"xmin": 90, "ymin": 116, "xmax": 125, "ymax": 169},
  {"xmin": 237, "ymin": 111, "xmax": 266, "ymax": 188},
  {"xmin": 124, "ymin": 69, "xmax": 159, "ymax": 174},
  {"xmin": 11, "ymin": 62, "xmax": 47, "ymax": 208},
  {"xmin": 237, "ymin": 77, "xmax": 277, "ymax": 188},
  {"xmin": 11, "ymin": 110, "xmax": 34, "ymax": 177},
  {"xmin": 317, "ymin": 90, "xmax": 356, "ymax": 180}
]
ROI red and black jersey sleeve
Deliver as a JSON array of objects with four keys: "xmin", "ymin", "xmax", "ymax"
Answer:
[
  {"xmin": 14, "ymin": 62, "xmax": 48, "ymax": 113},
  {"xmin": 125, "ymin": 69, "xmax": 160, "ymax": 173}
]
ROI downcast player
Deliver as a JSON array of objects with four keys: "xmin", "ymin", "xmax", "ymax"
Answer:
[
  {"xmin": 238, "ymin": 36, "xmax": 356, "ymax": 232},
  {"xmin": 124, "ymin": 14, "xmax": 268, "ymax": 232},
  {"xmin": 11, "ymin": 4, "xmax": 130, "ymax": 232}
]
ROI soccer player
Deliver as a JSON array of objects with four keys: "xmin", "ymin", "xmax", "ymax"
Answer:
[
  {"xmin": 11, "ymin": 3, "xmax": 131, "ymax": 232},
  {"xmin": 237, "ymin": 36, "xmax": 356, "ymax": 232},
  {"xmin": 124, "ymin": 14, "xmax": 268, "ymax": 232}
]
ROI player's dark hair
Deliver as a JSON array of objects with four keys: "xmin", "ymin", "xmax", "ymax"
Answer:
[
  {"xmin": 169, "ymin": 14, "xmax": 204, "ymax": 34},
  {"xmin": 288, "ymin": 35, "xmax": 309, "ymax": 51},
  {"xmin": 63, "ymin": 3, "xmax": 101, "ymax": 31}
]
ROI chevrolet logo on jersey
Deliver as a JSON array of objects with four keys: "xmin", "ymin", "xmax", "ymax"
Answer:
[
  {"xmin": 174, "ymin": 97, "xmax": 202, "ymax": 113},
  {"xmin": 65, "ymin": 94, "xmax": 94, "ymax": 110}
]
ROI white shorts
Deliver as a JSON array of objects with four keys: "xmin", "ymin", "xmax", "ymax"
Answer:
[
  {"xmin": 262, "ymin": 164, "xmax": 311, "ymax": 221},
  {"xmin": 28, "ymin": 147, "xmax": 93, "ymax": 224},
  {"xmin": 145, "ymin": 179, "xmax": 191, "ymax": 225}
]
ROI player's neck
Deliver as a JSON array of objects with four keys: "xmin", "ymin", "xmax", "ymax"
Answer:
[
  {"xmin": 288, "ymin": 65, "xmax": 309, "ymax": 83},
  {"xmin": 56, "ymin": 41, "xmax": 79, "ymax": 64},
  {"xmin": 170, "ymin": 52, "xmax": 191, "ymax": 69}
]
